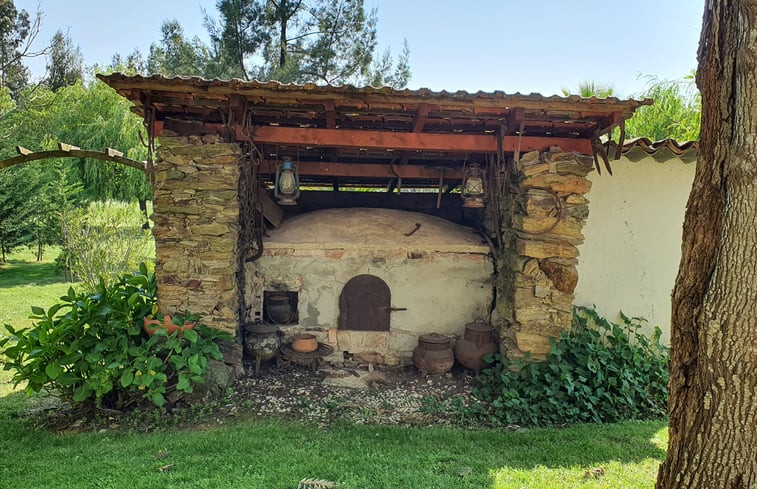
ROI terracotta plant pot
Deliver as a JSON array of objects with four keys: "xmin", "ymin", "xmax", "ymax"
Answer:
[
  {"xmin": 291, "ymin": 333, "xmax": 318, "ymax": 353},
  {"xmin": 143, "ymin": 315, "xmax": 196, "ymax": 337}
]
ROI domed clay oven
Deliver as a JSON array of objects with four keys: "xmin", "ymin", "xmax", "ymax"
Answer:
[{"xmin": 244, "ymin": 208, "xmax": 493, "ymax": 365}]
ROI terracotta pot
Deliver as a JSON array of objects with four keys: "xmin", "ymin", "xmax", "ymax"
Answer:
[
  {"xmin": 413, "ymin": 333, "xmax": 454, "ymax": 375},
  {"xmin": 291, "ymin": 333, "xmax": 318, "ymax": 353},
  {"xmin": 454, "ymin": 320, "xmax": 497, "ymax": 374},
  {"xmin": 143, "ymin": 315, "xmax": 196, "ymax": 337}
]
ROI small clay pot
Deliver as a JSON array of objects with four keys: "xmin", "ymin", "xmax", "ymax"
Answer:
[{"xmin": 291, "ymin": 333, "xmax": 318, "ymax": 353}]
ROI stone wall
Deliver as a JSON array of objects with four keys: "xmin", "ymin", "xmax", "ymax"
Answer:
[
  {"xmin": 494, "ymin": 148, "xmax": 594, "ymax": 357},
  {"xmin": 152, "ymin": 135, "xmax": 242, "ymax": 334}
]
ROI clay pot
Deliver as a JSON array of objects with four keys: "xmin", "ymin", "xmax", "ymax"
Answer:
[
  {"xmin": 143, "ymin": 315, "xmax": 196, "ymax": 337},
  {"xmin": 291, "ymin": 333, "xmax": 318, "ymax": 353},
  {"xmin": 413, "ymin": 333, "xmax": 454, "ymax": 375},
  {"xmin": 244, "ymin": 322, "xmax": 281, "ymax": 371},
  {"xmin": 454, "ymin": 320, "xmax": 498, "ymax": 374}
]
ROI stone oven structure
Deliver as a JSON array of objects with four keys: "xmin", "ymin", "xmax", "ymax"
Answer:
[
  {"xmin": 247, "ymin": 208, "xmax": 492, "ymax": 363},
  {"xmin": 99, "ymin": 73, "xmax": 649, "ymax": 366}
]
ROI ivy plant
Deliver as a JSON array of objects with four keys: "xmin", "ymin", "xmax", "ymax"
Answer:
[{"xmin": 474, "ymin": 307, "xmax": 669, "ymax": 426}]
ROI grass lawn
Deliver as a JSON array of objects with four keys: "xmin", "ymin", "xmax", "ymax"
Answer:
[
  {"xmin": 0, "ymin": 247, "xmax": 73, "ymax": 329},
  {"xmin": 0, "ymin": 250, "xmax": 668, "ymax": 488},
  {"xmin": 0, "ymin": 385, "xmax": 667, "ymax": 489}
]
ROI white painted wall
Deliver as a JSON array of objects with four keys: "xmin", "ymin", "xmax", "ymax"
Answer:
[{"xmin": 574, "ymin": 155, "xmax": 696, "ymax": 343}]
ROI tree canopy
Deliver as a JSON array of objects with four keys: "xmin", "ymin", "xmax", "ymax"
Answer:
[
  {"xmin": 145, "ymin": 0, "xmax": 411, "ymax": 87},
  {"xmin": 626, "ymin": 72, "xmax": 701, "ymax": 141}
]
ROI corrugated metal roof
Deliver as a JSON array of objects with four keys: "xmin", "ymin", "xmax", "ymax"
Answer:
[
  {"xmin": 613, "ymin": 138, "xmax": 699, "ymax": 163},
  {"xmin": 98, "ymin": 73, "xmax": 652, "ymax": 113}
]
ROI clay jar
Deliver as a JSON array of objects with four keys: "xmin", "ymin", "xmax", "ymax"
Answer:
[
  {"xmin": 413, "ymin": 333, "xmax": 455, "ymax": 376},
  {"xmin": 454, "ymin": 320, "xmax": 498, "ymax": 374},
  {"xmin": 244, "ymin": 322, "xmax": 281, "ymax": 371},
  {"xmin": 291, "ymin": 333, "xmax": 318, "ymax": 353}
]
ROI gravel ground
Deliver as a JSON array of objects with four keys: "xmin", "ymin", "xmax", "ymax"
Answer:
[
  {"xmin": 16, "ymin": 361, "xmax": 486, "ymax": 432},
  {"xmin": 225, "ymin": 361, "xmax": 482, "ymax": 427}
]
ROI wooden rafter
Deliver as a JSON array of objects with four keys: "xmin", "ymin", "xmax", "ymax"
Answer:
[{"xmin": 505, "ymin": 108, "xmax": 525, "ymax": 135}]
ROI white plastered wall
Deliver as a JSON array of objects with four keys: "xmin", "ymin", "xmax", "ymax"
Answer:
[{"xmin": 574, "ymin": 155, "xmax": 696, "ymax": 343}]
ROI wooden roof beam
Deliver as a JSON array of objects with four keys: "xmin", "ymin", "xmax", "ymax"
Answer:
[
  {"xmin": 156, "ymin": 120, "xmax": 593, "ymax": 154},
  {"xmin": 248, "ymin": 125, "xmax": 592, "ymax": 154},
  {"xmin": 259, "ymin": 160, "xmax": 463, "ymax": 179}
]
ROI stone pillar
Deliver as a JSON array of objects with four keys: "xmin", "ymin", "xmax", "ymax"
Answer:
[
  {"xmin": 495, "ymin": 147, "xmax": 594, "ymax": 357},
  {"xmin": 152, "ymin": 135, "xmax": 242, "ymax": 334}
]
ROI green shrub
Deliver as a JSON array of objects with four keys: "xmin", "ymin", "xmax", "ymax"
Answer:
[
  {"xmin": 0, "ymin": 264, "xmax": 232, "ymax": 409},
  {"xmin": 474, "ymin": 307, "xmax": 669, "ymax": 426},
  {"xmin": 60, "ymin": 201, "xmax": 154, "ymax": 291}
]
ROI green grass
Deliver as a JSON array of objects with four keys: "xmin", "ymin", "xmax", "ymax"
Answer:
[
  {"xmin": 0, "ymin": 247, "xmax": 73, "ymax": 329},
  {"xmin": 0, "ymin": 388, "xmax": 666, "ymax": 489},
  {"xmin": 0, "ymin": 248, "xmax": 668, "ymax": 488}
]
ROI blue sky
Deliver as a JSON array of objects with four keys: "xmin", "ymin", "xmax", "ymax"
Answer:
[{"xmin": 16, "ymin": 0, "xmax": 703, "ymax": 97}]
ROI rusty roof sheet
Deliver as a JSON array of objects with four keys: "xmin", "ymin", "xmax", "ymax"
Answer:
[
  {"xmin": 610, "ymin": 138, "xmax": 699, "ymax": 163},
  {"xmin": 98, "ymin": 73, "xmax": 652, "ymax": 114}
]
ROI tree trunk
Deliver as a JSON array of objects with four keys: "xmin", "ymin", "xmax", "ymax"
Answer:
[
  {"xmin": 279, "ymin": 5, "xmax": 287, "ymax": 69},
  {"xmin": 656, "ymin": 1, "xmax": 757, "ymax": 488}
]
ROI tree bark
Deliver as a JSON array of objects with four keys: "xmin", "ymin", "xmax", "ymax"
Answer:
[{"xmin": 656, "ymin": 1, "xmax": 757, "ymax": 488}]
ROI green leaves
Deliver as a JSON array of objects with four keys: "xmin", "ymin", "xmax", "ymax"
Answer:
[
  {"xmin": 475, "ymin": 307, "xmax": 670, "ymax": 427},
  {"xmin": 1, "ymin": 267, "xmax": 229, "ymax": 411},
  {"xmin": 44, "ymin": 362, "xmax": 62, "ymax": 380},
  {"xmin": 120, "ymin": 370, "xmax": 134, "ymax": 388}
]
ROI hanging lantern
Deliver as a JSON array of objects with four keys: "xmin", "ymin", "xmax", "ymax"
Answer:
[
  {"xmin": 274, "ymin": 157, "xmax": 300, "ymax": 205},
  {"xmin": 461, "ymin": 163, "xmax": 485, "ymax": 208}
]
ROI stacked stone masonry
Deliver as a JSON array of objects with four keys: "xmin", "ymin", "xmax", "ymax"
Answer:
[
  {"xmin": 153, "ymin": 135, "xmax": 241, "ymax": 334},
  {"xmin": 496, "ymin": 148, "xmax": 594, "ymax": 357}
]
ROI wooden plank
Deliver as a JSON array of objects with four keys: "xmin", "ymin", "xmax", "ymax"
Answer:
[
  {"xmin": 506, "ymin": 108, "xmax": 525, "ymax": 134},
  {"xmin": 324, "ymin": 100, "xmax": 336, "ymax": 129},
  {"xmin": 250, "ymin": 126, "xmax": 494, "ymax": 152},
  {"xmin": 257, "ymin": 188, "xmax": 285, "ymax": 228},
  {"xmin": 413, "ymin": 104, "xmax": 430, "ymax": 132},
  {"xmin": 259, "ymin": 160, "xmax": 463, "ymax": 179},
  {"xmin": 248, "ymin": 126, "xmax": 592, "ymax": 154},
  {"xmin": 156, "ymin": 120, "xmax": 593, "ymax": 154}
]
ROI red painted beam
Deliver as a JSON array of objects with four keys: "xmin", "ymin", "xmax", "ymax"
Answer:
[
  {"xmin": 247, "ymin": 126, "xmax": 592, "ymax": 154},
  {"xmin": 155, "ymin": 120, "xmax": 592, "ymax": 155}
]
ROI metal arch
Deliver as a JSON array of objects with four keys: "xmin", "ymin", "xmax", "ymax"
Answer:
[{"xmin": 0, "ymin": 149, "xmax": 146, "ymax": 172}]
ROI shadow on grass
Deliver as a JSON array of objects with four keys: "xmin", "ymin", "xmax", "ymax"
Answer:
[{"xmin": 0, "ymin": 259, "xmax": 68, "ymax": 288}]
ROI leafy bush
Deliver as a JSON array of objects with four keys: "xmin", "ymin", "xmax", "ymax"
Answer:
[
  {"xmin": 0, "ymin": 264, "xmax": 232, "ymax": 409},
  {"xmin": 474, "ymin": 307, "xmax": 669, "ymax": 426},
  {"xmin": 59, "ymin": 201, "xmax": 154, "ymax": 291}
]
